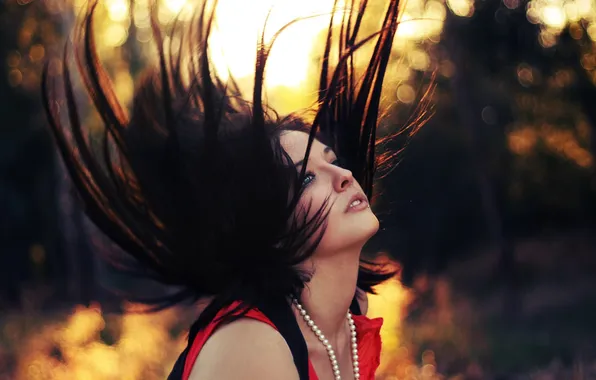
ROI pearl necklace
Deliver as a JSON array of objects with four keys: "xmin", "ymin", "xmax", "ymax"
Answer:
[{"xmin": 293, "ymin": 299, "xmax": 360, "ymax": 380}]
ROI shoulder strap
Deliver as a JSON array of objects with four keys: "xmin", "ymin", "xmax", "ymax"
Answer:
[
  {"xmin": 167, "ymin": 316, "xmax": 204, "ymax": 380},
  {"xmin": 168, "ymin": 293, "xmax": 362, "ymax": 380},
  {"xmin": 255, "ymin": 298, "xmax": 310, "ymax": 380},
  {"xmin": 350, "ymin": 295, "xmax": 362, "ymax": 315},
  {"xmin": 258, "ymin": 293, "xmax": 362, "ymax": 379},
  {"xmin": 167, "ymin": 300, "xmax": 310, "ymax": 380}
]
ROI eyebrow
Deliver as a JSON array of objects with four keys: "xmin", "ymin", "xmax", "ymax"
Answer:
[{"xmin": 294, "ymin": 146, "xmax": 333, "ymax": 169}]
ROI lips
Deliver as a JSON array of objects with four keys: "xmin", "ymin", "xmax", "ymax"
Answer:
[{"xmin": 345, "ymin": 192, "xmax": 369, "ymax": 213}]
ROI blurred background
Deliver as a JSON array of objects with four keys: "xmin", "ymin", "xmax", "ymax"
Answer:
[{"xmin": 1, "ymin": 0, "xmax": 595, "ymax": 378}]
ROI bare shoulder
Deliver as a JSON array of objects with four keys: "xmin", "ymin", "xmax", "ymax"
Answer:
[
  {"xmin": 188, "ymin": 318, "xmax": 299, "ymax": 380},
  {"xmin": 356, "ymin": 287, "xmax": 368, "ymax": 315}
]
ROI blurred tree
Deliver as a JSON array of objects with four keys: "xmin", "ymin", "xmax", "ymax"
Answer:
[
  {"xmin": 442, "ymin": 0, "xmax": 520, "ymax": 318},
  {"xmin": 376, "ymin": 0, "xmax": 595, "ymax": 289},
  {"xmin": 0, "ymin": 0, "xmax": 101, "ymax": 309},
  {"xmin": 0, "ymin": 0, "xmax": 60, "ymax": 308}
]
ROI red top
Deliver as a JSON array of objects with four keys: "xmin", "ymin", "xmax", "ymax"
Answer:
[{"xmin": 181, "ymin": 302, "xmax": 384, "ymax": 380}]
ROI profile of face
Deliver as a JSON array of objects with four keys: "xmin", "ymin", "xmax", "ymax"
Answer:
[{"xmin": 280, "ymin": 131, "xmax": 379, "ymax": 255}]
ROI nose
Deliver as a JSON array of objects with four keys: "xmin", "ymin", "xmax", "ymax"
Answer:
[{"xmin": 333, "ymin": 166, "xmax": 354, "ymax": 193}]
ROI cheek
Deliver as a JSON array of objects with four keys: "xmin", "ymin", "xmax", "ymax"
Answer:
[{"xmin": 297, "ymin": 188, "xmax": 331, "ymax": 219}]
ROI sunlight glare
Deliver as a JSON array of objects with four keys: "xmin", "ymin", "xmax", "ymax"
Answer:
[
  {"xmin": 542, "ymin": 4, "xmax": 567, "ymax": 29},
  {"xmin": 394, "ymin": 1, "xmax": 444, "ymax": 41},
  {"xmin": 106, "ymin": 0, "xmax": 129, "ymax": 22},
  {"xmin": 209, "ymin": 0, "xmax": 340, "ymax": 90},
  {"xmin": 104, "ymin": 24, "xmax": 128, "ymax": 47},
  {"xmin": 164, "ymin": 0, "xmax": 187, "ymax": 13},
  {"xmin": 368, "ymin": 278, "xmax": 411, "ymax": 374}
]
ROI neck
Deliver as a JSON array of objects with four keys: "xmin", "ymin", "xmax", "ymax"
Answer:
[{"xmin": 294, "ymin": 246, "xmax": 361, "ymax": 345}]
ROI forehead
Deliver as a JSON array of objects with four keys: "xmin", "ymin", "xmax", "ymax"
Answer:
[{"xmin": 279, "ymin": 130, "xmax": 329, "ymax": 163}]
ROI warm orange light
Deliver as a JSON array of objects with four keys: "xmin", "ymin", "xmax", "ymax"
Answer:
[
  {"xmin": 368, "ymin": 277, "xmax": 412, "ymax": 375},
  {"xmin": 447, "ymin": 0, "xmax": 474, "ymax": 17},
  {"xmin": 208, "ymin": 0, "xmax": 340, "ymax": 90}
]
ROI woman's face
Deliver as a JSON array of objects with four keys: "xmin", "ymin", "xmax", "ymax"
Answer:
[{"xmin": 280, "ymin": 131, "xmax": 379, "ymax": 254}]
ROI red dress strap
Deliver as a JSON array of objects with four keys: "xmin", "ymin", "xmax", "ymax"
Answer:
[{"xmin": 182, "ymin": 301, "xmax": 318, "ymax": 380}]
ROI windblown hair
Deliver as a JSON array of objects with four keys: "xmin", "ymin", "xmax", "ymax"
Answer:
[{"xmin": 42, "ymin": 0, "xmax": 401, "ymax": 328}]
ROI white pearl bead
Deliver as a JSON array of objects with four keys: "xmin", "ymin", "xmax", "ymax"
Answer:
[{"xmin": 293, "ymin": 299, "xmax": 359, "ymax": 380}]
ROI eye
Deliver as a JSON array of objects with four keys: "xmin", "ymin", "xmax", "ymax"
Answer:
[
  {"xmin": 331, "ymin": 158, "xmax": 344, "ymax": 167},
  {"xmin": 302, "ymin": 172, "xmax": 316, "ymax": 188}
]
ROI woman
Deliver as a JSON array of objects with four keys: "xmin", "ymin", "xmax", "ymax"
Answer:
[{"xmin": 42, "ymin": 0, "xmax": 403, "ymax": 378}]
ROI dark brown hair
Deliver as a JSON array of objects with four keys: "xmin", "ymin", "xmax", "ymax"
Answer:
[{"xmin": 42, "ymin": 0, "xmax": 401, "ymax": 328}]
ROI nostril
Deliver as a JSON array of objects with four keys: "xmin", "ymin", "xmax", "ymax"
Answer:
[{"xmin": 340, "ymin": 179, "xmax": 350, "ymax": 188}]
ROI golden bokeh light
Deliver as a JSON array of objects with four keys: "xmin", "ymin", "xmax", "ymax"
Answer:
[
  {"xmin": 395, "ymin": 0, "xmax": 445, "ymax": 41},
  {"xmin": 508, "ymin": 127, "xmax": 538, "ymax": 155},
  {"xmin": 528, "ymin": 0, "xmax": 595, "ymax": 34},
  {"xmin": 12, "ymin": 304, "xmax": 186, "ymax": 380},
  {"xmin": 67, "ymin": 0, "xmax": 450, "ymax": 111},
  {"xmin": 394, "ymin": 63, "xmax": 413, "ymax": 81},
  {"xmin": 7, "ymin": 50, "xmax": 21, "ymax": 68},
  {"xmin": 538, "ymin": 29, "xmax": 558, "ymax": 48},
  {"xmin": 106, "ymin": 0, "xmax": 129, "ymax": 22},
  {"xmin": 368, "ymin": 278, "xmax": 412, "ymax": 375},
  {"xmin": 103, "ymin": 24, "xmax": 128, "ymax": 47},
  {"xmin": 447, "ymin": 0, "xmax": 474, "ymax": 18},
  {"xmin": 504, "ymin": 0, "xmax": 521, "ymax": 10},
  {"xmin": 541, "ymin": 5, "xmax": 567, "ymax": 29},
  {"xmin": 408, "ymin": 49, "xmax": 430, "ymax": 71},
  {"xmin": 397, "ymin": 84, "xmax": 416, "ymax": 104},
  {"xmin": 587, "ymin": 22, "xmax": 596, "ymax": 41},
  {"xmin": 517, "ymin": 63, "xmax": 535, "ymax": 87},
  {"xmin": 8, "ymin": 69, "xmax": 23, "ymax": 87},
  {"xmin": 541, "ymin": 124, "xmax": 593, "ymax": 168},
  {"xmin": 439, "ymin": 59, "xmax": 455, "ymax": 78},
  {"xmin": 6, "ymin": 283, "xmax": 412, "ymax": 380},
  {"xmin": 209, "ymin": 0, "xmax": 339, "ymax": 89},
  {"xmin": 133, "ymin": 0, "xmax": 151, "ymax": 28},
  {"xmin": 28, "ymin": 44, "xmax": 45, "ymax": 62},
  {"xmin": 165, "ymin": 0, "xmax": 188, "ymax": 14}
]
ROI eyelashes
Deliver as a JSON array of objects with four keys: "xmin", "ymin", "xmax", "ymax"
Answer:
[
  {"xmin": 301, "ymin": 159, "xmax": 343, "ymax": 188},
  {"xmin": 302, "ymin": 172, "xmax": 316, "ymax": 187}
]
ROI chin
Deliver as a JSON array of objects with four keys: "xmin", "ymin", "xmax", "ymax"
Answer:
[
  {"xmin": 317, "ymin": 209, "xmax": 380, "ymax": 253},
  {"xmin": 355, "ymin": 208, "xmax": 380, "ymax": 239}
]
